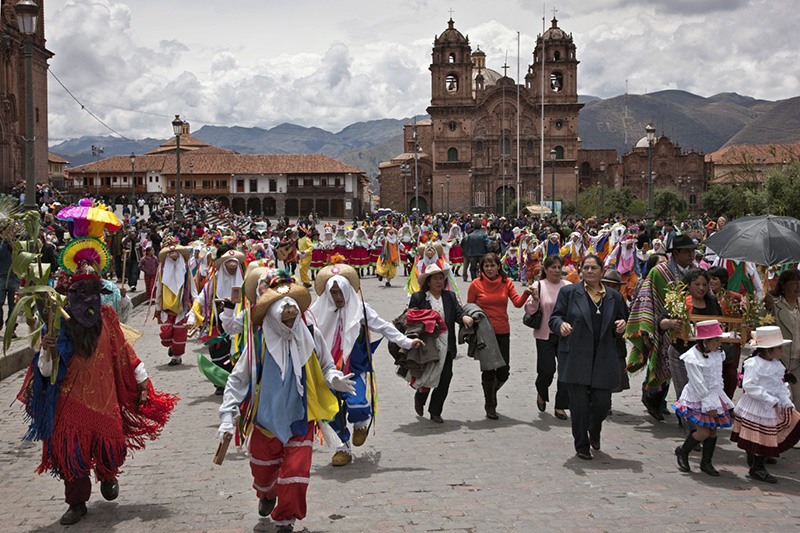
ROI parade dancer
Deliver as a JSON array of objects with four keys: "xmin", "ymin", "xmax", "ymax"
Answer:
[
  {"xmin": 18, "ymin": 269, "xmax": 177, "ymax": 525},
  {"xmin": 349, "ymin": 227, "xmax": 371, "ymax": 277},
  {"xmin": 445, "ymin": 224, "xmax": 464, "ymax": 277},
  {"xmin": 560, "ymin": 231, "xmax": 585, "ymax": 283},
  {"xmin": 218, "ymin": 271, "xmax": 355, "ymax": 532},
  {"xmin": 297, "ymin": 227, "xmax": 314, "ymax": 288},
  {"xmin": 399, "ymin": 224, "xmax": 415, "ymax": 276},
  {"xmin": 605, "ymin": 232, "xmax": 640, "ymax": 301},
  {"xmin": 376, "ymin": 227, "xmax": 400, "ymax": 286},
  {"xmin": 308, "ymin": 262, "xmax": 423, "ymax": 466},
  {"xmin": 368, "ymin": 226, "xmax": 383, "ymax": 277},
  {"xmin": 155, "ymin": 239, "xmax": 196, "ymax": 366}
]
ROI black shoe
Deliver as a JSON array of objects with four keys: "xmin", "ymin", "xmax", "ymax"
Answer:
[
  {"xmin": 576, "ymin": 451, "xmax": 593, "ymax": 460},
  {"xmin": 536, "ymin": 395, "xmax": 546, "ymax": 412},
  {"xmin": 100, "ymin": 479, "xmax": 119, "ymax": 501},
  {"xmin": 646, "ymin": 401, "xmax": 665, "ymax": 422},
  {"xmin": 749, "ymin": 467, "xmax": 778, "ymax": 483},
  {"xmin": 167, "ymin": 358, "xmax": 182, "ymax": 366},
  {"xmin": 661, "ymin": 406, "xmax": 672, "ymax": 415},
  {"xmin": 765, "ymin": 457, "xmax": 778, "ymax": 465},
  {"xmin": 590, "ymin": 437, "xmax": 601, "ymax": 451},
  {"xmin": 430, "ymin": 414, "xmax": 444, "ymax": 423},
  {"xmin": 258, "ymin": 496, "xmax": 276, "ymax": 517},
  {"xmin": 554, "ymin": 409, "xmax": 568, "ymax": 420},
  {"xmin": 215, "ymin": 386, "xmax": 225, "ymax": 396},
  {"xmin": 275, "ymin": 525, "xmax": 294, "ymax": 533},
  {"xmin": 414, "ymin": 397, "xmax": 424, "ymax": 417},
  {"xmin": 699, "ymin": 437, "xmax": 719, "ymax": 476},
  {"xmin": 377, "ymin": 275, "xmax": 383, "ymax": 281},
  {"xmin": 482, "ymin": 381, "xmax": 498, "ymax": 419},
  {"xmin": 60, "ymin": 504, "xmax": 87, "ymax": 525},
  {"xmin": 675, "ymin": 446, "xmax": 691, "ymax": 473}
]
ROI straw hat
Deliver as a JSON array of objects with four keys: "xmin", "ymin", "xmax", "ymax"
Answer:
[
  {"xmin": 314, "ymin": 262, "xmax": 360, "ymax": 296},
  {"xmin": 158, "ymin": 243, "xmax": 191, "ymax": 263},
  {"xmin": 244, "ymin": 265, "xmax": 272, "ymax": 305},
  {"xmin": 416, "ymin": 242, "xmax": 444, "ymax": 258},
  {"xmin": 749, "ymin": 326, "xmax": 792, "ymax": 348},
  {"xmin": 252, "ymin": 271, "xmax": 311, "ymax": 326},
  {"xmin": 690, "ymin": 320, "xmax": 724, "ymax": 341},
  {"xmin": 418, "ymin": 263, "xmax": 449, "ymax": 288},
  {"xmin": 213, "ymin": 249, "xmax": 245, "ymax": 271}
]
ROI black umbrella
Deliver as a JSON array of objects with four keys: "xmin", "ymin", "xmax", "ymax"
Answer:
[{"xmin": 702, "ymin": 214, "xmax": 800, "ymax": 267}]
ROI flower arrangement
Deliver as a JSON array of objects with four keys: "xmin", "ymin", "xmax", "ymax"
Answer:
[{"xmin": 664, "ymin": 282, "xmax": 692, "ymax": 339}]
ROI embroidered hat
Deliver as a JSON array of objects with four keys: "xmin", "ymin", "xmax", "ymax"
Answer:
[
  {"xmin": 251, "ymin": 270, "xmax": 311, "ymax": 326},
  {"xmin": 158, "ymin": 243, "xmax": 191, "ymax": 263},
  {"xmin": 749, "ymin": 326, "xmax": 792, "ymax": 348},
  {"xmin": 213, "ymin": 249, "xmax": 246, "ymax": 271},
  {"xmin": 690, "ymin": 320, "xmax": 724, "ymax": 340},
  {"xmin": 314, "ymin": 257, "xmax": 360, "ymax": 296}
]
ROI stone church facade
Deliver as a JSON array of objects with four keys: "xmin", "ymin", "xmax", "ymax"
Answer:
[
  {"xmin": 0, "ymin": 0, "xmax": 52, "ymax": 191},
  {"xmin": 380, "ymin": 17, "xmax": 582, "ymax": 214}
]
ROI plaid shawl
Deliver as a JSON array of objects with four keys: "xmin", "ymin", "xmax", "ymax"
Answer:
[{"xmin": 625, "ymin": 261, "xmax": 678, "ymax": 389}]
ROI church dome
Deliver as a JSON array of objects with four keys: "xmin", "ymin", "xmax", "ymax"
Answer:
[
  {"xmin": 635, "ymin": 136, "xmax": 654, "ymax": 148},
  {"xmin": 543, "ymin": 17, "xmax": 568, "ymax": 40},
  {"xmin": 438, "ymin": 18, "xmax": 467, "ymax": 43}
]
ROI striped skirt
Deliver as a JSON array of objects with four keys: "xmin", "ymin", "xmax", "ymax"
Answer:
[{"xmin": 731, "ymin": 405, "xmax": 800, "ymax": 457}]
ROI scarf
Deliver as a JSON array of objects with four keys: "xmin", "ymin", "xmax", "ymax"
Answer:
[
  {"xmin": 264, "ymin": 297, "xmax": 314, "ymax": 395},
  {"xmin": 162, "ymin": 257, "xmax": 187, "ymax": 296}
]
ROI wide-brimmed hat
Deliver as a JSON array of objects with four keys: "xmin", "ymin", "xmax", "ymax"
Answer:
[
  {"xmin": 244, "ymin": 265, "xmax": 272, "ymax": 305},
  {"xmin": 315, "ymin": 262, "xmax": 360, "ymax": 296},
  {"xmin": 252, "ymin": 271, "xmax": 311, "ymax": 326},
  {"xmin": 58, "ymin": 236, "xmax": 111, "ymax": 275},
  {"xmin": 416, "ymin": 242, "xmax": 444, "ymax": 258},
  {"xmin": 601, "ymin": 269, "xmax": 622, "ymax": 285},
  {"xmin": 213, "ymin": 249, "xmax": 246, "ymax": 271},
  {"xmin": 418, "ymin": 263, "xmax": 449, "ymax": 287},
  {"xmin": 690, "ymin": 320, "xmax": 724, "ymax": 341},
  {"xmin": 158, "ymin": 243, "xmax": 191, "ymax": 263},
  {"xmin": 749, "ymin": 326, "xmax": 792, "ymax": 348},
  {"xmin": 667, "ymin": 234, "xmax": 697, "ymax": 252}
]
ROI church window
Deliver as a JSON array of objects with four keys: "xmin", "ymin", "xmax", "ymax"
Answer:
[
  {"xmin": 526, "ymin": 140, "xmax": 534, "ymax": 151},
  {"xmin": 554, "ymin": 145, "xmax": 564, "ymax": 159},
  {"xmin": 550, "ymin": 71, "xmax": 563, "ymax": 92},
  {"xmin": 449, "ymin": 53, "xmax": 456, "ymax": 63},
  {"xmin": 476, "ymin": 141, "xmax": 483, "ymax": 154},
  {"xmin": 448, "ymin": 147, "xmax": 458, "ymax": 161},
  {"xmin": 553, "ymin": 51, "xmax": 560, "ymax": 61},
  {"xmin": 449, "ymin": 121, "xmax": 457, "ymax": 131},
  {"xmin": 501, "ymin": 137, "xmax": 511, "ymax": 156},
  {"xmin": 446, "ymin": 74, "xmax": 458, "ymax": 92}
]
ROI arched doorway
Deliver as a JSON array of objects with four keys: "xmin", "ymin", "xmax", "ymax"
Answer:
[
  {"xmin": 315, "ymin": 199, "xmax": 329, "ymax": 218},
  {"xmin": 219, "ymin": 197, "xmax": 230, "ymax": 209},
  {"xmin": 330, "ymin": 199, "xmax": 344, "ymax": 218},
  {"xmin": 285, "ymin": 199, "xmax": 299, "ymax": 217},
  {"xmin": 263, "ymin": 197, "xmax": 276, "ymax": 216},
  {"xmin": 495, "ymin": 186, "xmax": 515, "ymax": 215},
  {"xmin": 300, "ymin": 198, "xmax": 314, "ymax": 216},
  {"xmin": 409, "ymin": 196, "xmax": 427, "ymax": 214},
  {"xmin": 232, "ymin": 197, "xmax": 245, "ymax": 214},
  {"xmin": 247, "ymin": 197, "xmax": 261, "ymax": 215}
]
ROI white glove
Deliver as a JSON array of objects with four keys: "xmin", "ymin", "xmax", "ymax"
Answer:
[
  {"xmin": 218, "ymin": 413, "xmax": 235, "ymax": 443},
  {"xmin": 330, "ymin": 372, "xmax": 357, "ymax": 395}
]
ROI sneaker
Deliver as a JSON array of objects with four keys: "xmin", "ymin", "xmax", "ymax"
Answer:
[
  {"xmin": 60, "ymin": 504, "xmax": 87, "ymax": 525},
  {"xmin": 352, "ymin": 427, "xmax": 368, "ymax": 447},
  {"xmin": 100, "ymin": 479, "xmax": 119, "ymax": 501},
  {"xmin": 168, "ymin": 357, "xmax": 182, "ymax": 366},
  {"xmin": 331, "ymin": 450, "xmax": 352, "ymax": 466}
]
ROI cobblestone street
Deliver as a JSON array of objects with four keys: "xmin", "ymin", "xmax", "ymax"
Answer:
[{"xmin": 1, "ymin": 274, "xmax": 800, "ymax": 532}]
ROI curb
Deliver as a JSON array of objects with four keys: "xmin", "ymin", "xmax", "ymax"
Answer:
[{"xmin": 0, "ymin": 291, "xmax": 152, "ymax": 381}]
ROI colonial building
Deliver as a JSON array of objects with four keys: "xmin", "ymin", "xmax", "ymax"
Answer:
[
  {"xmin": 47, "ymin": 152, "xmax": 67, "ymax": 190},
  {"xmin": 66, "ymin": 127, "xmax": 370, "ymax": 218},
  {"xmin": 380, "ymin": 17, "xmax": 583, "ymax": 214},
  {"xmin": 0, "ymin": 0, "xmax": 52, "ymax": 191},
  {"xmin": 706, "ymin": 142, "xmax": 800, "ymax": 185}
]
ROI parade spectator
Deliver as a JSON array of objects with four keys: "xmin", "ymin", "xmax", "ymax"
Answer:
[
  {"xmin": 0, "ymin": 239, "xmax": 19, "ymax": 331},
  {"xmin": 767, "ymin": 268, "xmax": 800, "ymax": 409},
  {"xmin": 464, "ymin": 223, "xmax": 490, "ymax": 281}
]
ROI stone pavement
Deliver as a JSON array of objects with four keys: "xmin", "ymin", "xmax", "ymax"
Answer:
[{"xmin": 1, "ymin": 274, "xmax": 800, "ymax": 533}]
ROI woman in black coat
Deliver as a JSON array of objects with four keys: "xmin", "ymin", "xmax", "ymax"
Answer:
[
  {"xmin": 409, "ymin": 264, "xmax": 473, "ymax": 423},
  {"xmin": 549, "ymin": 255, "xmax": 628, "ymax": 460}
]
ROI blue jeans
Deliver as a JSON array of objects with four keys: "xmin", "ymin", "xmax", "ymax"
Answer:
[{"xmin": 0, "ymin": 277, "xmax": 20, "ymax": 330}]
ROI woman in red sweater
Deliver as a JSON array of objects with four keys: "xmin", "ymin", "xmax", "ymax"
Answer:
[{"xmin": 468, "ymin": 253, "xmax": 534, "ymax": 419}]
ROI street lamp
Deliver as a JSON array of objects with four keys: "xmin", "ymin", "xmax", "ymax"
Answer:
[
  {"xmin": 646, "ymin": 123, "xmax": 656, "ymax": 218},
  {"xmin": 599, "ymin": 162, "xmax": 606, "ymax": 217},
  {"xmin": 15, "ymin": 0, "xmax": 38, "ymax": 210},
  {"xmin": 189, "ymin": 161, "xmax": 194, "ymax": 205},
  {"xmin": 440, "ymin": 182, "xmax": 444, "ymax": 212},
  {"xmin": 550, "ymin": 149, "xmax": 557, "ymax": 213},
  {"xmin": 446, "ymin": 174, "xmax": 450, "ymax": 213},
  {"xmin": 130, "ymin": 152, "xmax": 136, "ymax": 210},
  {"xmin": 92, "ymin": 144, "xmax": 104, "ymax": 198},
  {"xmin": 400, "ymin": 163, "xmax": 409, "ymax": 215},
  {"xmin": 172, "ymin": 115, "xmax": 184, "ymax": 223},
  {"xmin": 573, "ymin": 166, "xmax": 579, "ymax": 215}
]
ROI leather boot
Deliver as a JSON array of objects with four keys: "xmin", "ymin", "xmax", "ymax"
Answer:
[
  {"xmin": 494, "ymin": 379, "xmax": 506, "ymax": 416},
  {"xmin": 749, "ymin": 455, "xmax": 778, "ymax": 483},
  {"xmin": 675, "ymin": 433, "xmax": 700, "ymax": 472},
  {"xmin": 699, "ymin": 437, "xmax": 720, "ymax": 476},
  {"xmin": 482, "ymin": 381, "xmax": 498, "ymax": 420}
]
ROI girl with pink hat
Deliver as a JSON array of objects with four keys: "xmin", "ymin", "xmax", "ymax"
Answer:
[
  {"xmin": 731, "ymin": 326, "xmax": 800, "ymax": 483},
  {"xmin": 674, "ymin": 320, "xmax": 735, "ymax": 476}
]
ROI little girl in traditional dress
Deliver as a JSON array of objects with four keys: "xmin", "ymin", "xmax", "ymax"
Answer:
[
  {"xmin": 731, "ymin": 326, "xmax": 800, "ymax": 483},
  {"xmin": 674, "ymin": 320, "xmax": 735, "ymax": 476}
]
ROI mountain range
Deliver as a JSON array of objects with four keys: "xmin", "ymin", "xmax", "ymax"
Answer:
[{"xmin": 51, "ymin": 91, "xmax": 800, "ymax": 181}]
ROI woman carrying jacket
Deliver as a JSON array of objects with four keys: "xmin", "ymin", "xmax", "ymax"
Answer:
[
  {"xmin": 468, "ymin": 253, "xmax": 534, "ymax": 419},
  {"xmin": 409, "ymin": 264, "xmax": 473, "ymax": 423}
]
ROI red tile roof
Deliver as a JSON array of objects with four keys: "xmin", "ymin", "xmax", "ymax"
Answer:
[
  {"xmin": 706, "ymin": 142, "xmax": 800, "ymax": 164},
  {"xmin": 48, "ymin": 152, "xmax": 69, "ymax": 164}
]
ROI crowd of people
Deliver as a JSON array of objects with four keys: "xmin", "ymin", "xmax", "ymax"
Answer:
[{"xmin": 10, "ymin": 193, "xmax": 800, "ymax": 531}]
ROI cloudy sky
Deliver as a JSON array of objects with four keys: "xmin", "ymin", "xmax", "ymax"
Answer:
[{"xmin": 43, "ymin": 0, "xmax": 797, "ymax": 144}]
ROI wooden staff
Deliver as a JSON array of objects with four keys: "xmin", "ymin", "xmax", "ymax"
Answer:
[
  {"xmin": 213, "ymin": 432, "xmax": 233, "ymax": 465},
  {"xmin": 121, "ymin": 249, "xmax": 128, "ymax": 290}
]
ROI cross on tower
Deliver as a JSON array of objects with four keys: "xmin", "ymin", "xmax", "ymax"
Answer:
[
  {"xmin": 448, "ymin": 8, "xmax": 455, "ymax": 19},
  {"xmin": 552, "ymin": 7, "xmax": 558, "ymax": 18},
  {"xmin": 502, "ymin": 62, "xmax": 510, "ymax": 77}
]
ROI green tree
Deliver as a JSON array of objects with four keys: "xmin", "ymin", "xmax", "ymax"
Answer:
[
  {"xmin": 653, "ymin": 188, "xmax": 687, "ymax": 218},
  {"xmin": 700, "ymin": 185, "xmax": 731, "ymax": 218}
]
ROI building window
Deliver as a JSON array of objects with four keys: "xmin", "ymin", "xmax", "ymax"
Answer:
[
  {"xmin": 476, "ymin": 141, "xmax": 483, "ymax": 153},
  {"xmin": 448, "ymin": 53, "xmax": 456, "ymax": 63},
  {"xmin": 149, "ymin": 176, "xmax": 153, "ymax": 183},
  {"xmin": 553, "ymin": 51, "xmax": 560, "ymax": 61},
  {"xmin": 447, "ymin": 147, "xmax": 458, "ymax": 161},
  {"xmin": 289, "ymin": 178, "xmax": 298, "ymax": 187},
  {"xmin": 449, "ymin": 121, "xmax": 457, "ymax": 131},
  {"xmin": 105, "ymin": 177, "xmax": 111, "ymax": 186},
  {"xmin": 35, "ymin": 107, "xmax": 40, "ymax": 123},
  {"xmin": 335, "ymin": 177, "xmax": 342, "ymax": 187},
  {"xmin": 170, "ymin": 181, "xmax": 176, "ymax": 188},
  {"xmin": 304, "ymin": 178, "xmax": 313, "ymax": 188},
  {"xmin": 554, "ymin": 145, "xmax": 564, "ymax": 159},
  {"xmin": 320, "ymin": 178, "xmax": 328, "ymax": 187},
  {"xmin": 250, "ymin": 179, "xmax": 257, "ymax": 192},
  {"xmin": 236, "ymin": 179, "xmax": 244, "ymax": 193},
  {"xmin": 550, "ymin": 71, "xmax": 563, "ymax": 92},
  {"xmin": 269, "ymin": 179, "xmax": 277, "ymax": 192},
  {"xmin": 155, "ymin": 176, "xmax": 159, "ymax": 183},
  {"xmin": 526, "ymin": 140, "xmax": 534, "ymax": 151},
  {"xmin": 501, "ymin": 138, "xmax": 510, "ymax": 155},
  {"xmin": 446, "ymin": 73, "xmax": 458, "ymax": 92}
]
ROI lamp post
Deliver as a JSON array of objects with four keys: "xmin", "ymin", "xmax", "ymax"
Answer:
[
  {"xmin": 189, "ymin": 161, "xmax": 194, "ymax": 205},
  {"xmin": 440, "ymin": 182, "xmax": 444, "ymax": 213},
  {"xmin": 129, "ymin": 152, "xmax": 136, "ymax": 209},
  {"xmin": 573, "ymin": 165, "xmax": 579, "ymax": 215},
  {"xmin": 599, "ymin": 162, "xmax": 606, "ymax": 217},
  {"xmin": 646, "ymin": 123, "xmax": 656, "ymax": 218},
  {"xmin": 15, "ymin": 0, "xmax": 38, "ymax": 211},
  {"xmin": 172, "ymin": 115, "xmax": 184, "ymax": 223},
  {"xmin": 690, "ymin": 186, "xmax": 696, "ymax": 216},
  {"xmin": 400, "ymin": 163, "xmax": 409, "ymax": 215},
  {"xmin": 446, "ymin": 174, "xmax": 450, "ymax": 213},
  {"xmin": 412, "ymin": 123, "xmax": 420, "ymax": 215},
  {"xmin": 91, "ymin": 144, "xmax": 103, "ymax": 198},
  {"xmin": 550, "ymin": 149, "xmax": 556, "ymax": 213}
]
